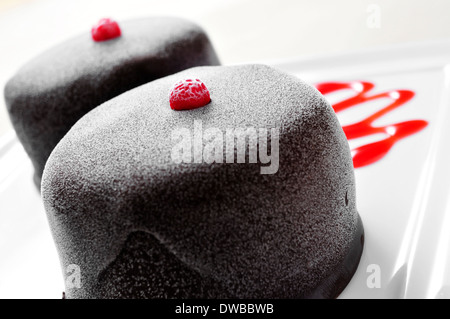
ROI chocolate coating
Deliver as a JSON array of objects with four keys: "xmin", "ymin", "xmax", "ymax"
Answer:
[
  {"xmin": 4, "ymin": 17, "xmax": 220, "ymax": 187},
  {"xmin": 41, "ymin": 64, "xmax": 363, "ymax": 299}
]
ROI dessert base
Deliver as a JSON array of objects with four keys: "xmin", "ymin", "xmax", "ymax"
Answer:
[{"xmin": 306, "ymin": 214, "xmax": 364, "ymax": 299}]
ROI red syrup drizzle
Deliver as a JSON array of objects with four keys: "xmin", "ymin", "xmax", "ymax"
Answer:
[{"xmin": 315, "ymin": 81, "xmax": 428, "ymax": 168}]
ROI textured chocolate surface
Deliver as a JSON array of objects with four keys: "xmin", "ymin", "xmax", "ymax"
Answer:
[
  {"xmin": 42, "ymin": 64, "xmax": 363, "ymax": 299},
  {"xmin": 4, "ymin": 17, "xmax": 220, "ymax": 187}
]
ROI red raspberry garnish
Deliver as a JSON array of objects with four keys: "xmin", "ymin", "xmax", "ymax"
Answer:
[
  {"xmin": 91, "ymin": 18, "xmax": 121, "ymax": 42},
  {"xmin": 169, "ymin": 79, "xmax": 211, "ymax": 110}
]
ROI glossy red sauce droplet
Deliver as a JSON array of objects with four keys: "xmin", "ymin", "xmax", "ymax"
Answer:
[
  {"xmin": 91, "ymin": 18, "xmax": 121, "ymax": 42},
  {"xmin": 315, "ymin": 81, "xmax": 428, "ymax": 168},
  {"xmin": 169, "ymin": 79, "xmax": 211, "ymax": 110}
]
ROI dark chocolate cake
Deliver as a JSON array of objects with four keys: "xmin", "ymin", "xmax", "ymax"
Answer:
[
  {"xmin": 41, "ymin": 64, "xmax": 364, "ymax": 299},
  {"xmin": 4, "ymin": 17, "xmax": 220, "ymax": 187}
]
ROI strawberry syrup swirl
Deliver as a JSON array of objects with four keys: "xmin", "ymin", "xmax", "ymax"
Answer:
[{"xmin": 315, "ymin": 81, "xmax": 428, "ymax": 168}]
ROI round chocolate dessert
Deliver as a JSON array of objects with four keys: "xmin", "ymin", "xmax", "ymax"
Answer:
[
  {"xmin": 4, "ymin": 17, "xmax": 220, "ymax": 187},
  {"xmin": 42, "ymin": 64, "xmax": 364, "ymax": 299}
]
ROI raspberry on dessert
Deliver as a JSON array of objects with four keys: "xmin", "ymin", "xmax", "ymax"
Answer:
[
  {"xmin": 91, "ymin": 18, "xmax": 121, "ymax": 42},
  {"xmin": 169, "ymin": 79, "xmax": 211, "ymax": 110}
]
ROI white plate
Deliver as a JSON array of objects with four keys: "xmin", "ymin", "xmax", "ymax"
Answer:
[
  {"xmin": 0, "ymin": 132, "xmax": 64, "ymax": 299},
  {"xmin": 272, "ymin": 39, "xmax": 450, "ymax": 299},
  {"xmin": 1, "ymin": 40, "xmax": 450, "ymax": 299}
]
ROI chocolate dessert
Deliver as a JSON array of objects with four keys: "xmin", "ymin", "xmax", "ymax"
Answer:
[
  {"xmin": 41, "ymin": 64, "xmax": 364, "ymax": 299},
  {"xmin": 4, "ymin": 17, "xmax": 220, "ymax": 187}
]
